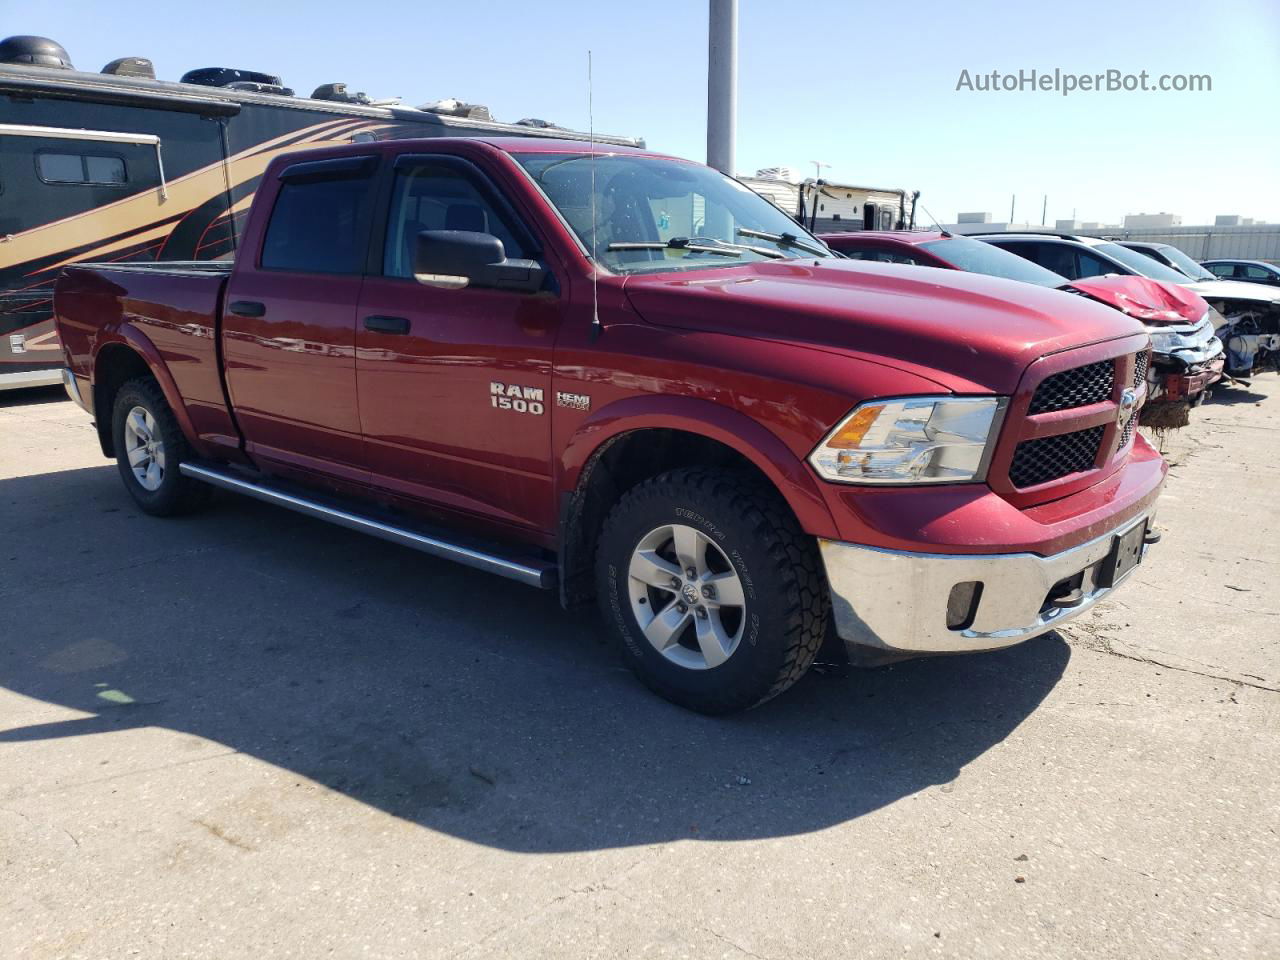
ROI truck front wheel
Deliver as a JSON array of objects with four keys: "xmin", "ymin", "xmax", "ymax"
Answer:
[
  {"xmin": 110, "ymin": 377, "xmax": 212, "ymax": 516},
  {"xmin": 596, "ymin": 468, "xmax": 828, "ymax": 714}
]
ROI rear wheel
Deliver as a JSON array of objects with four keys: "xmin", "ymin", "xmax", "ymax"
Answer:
[
  {"xmin": 596, "ymin": 468, "xmax": 827, "ymax": 714},
  {"xmin": 111, "ymin": 377, "xmax": 212, "ymax": 516}
]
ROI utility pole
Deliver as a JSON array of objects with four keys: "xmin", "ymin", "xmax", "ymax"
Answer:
[
  {"xmin": 810, "ymin": 160, "xmax": 830, "ymax": 181},
  {"xmin": 1010, "ymin": 194, "xmax": 1016, "ymax": 223},
  {"xmin": 706, "ymin": 0, "xmax": 738, "ymax": 175},
  {"xmin": 1041, "ymin": 195, "xmax": 1047, "ymax": 225}
]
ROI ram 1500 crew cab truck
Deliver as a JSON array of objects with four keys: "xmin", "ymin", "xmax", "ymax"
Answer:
[{"xmin": 54, "ymin": 138, "xmax": 1166, "ymax": 713}]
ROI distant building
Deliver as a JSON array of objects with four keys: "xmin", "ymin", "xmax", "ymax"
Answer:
[
  {"xmin": 957, "ymin": 211, "xmax": 992, "ymax": 224},
  {"xmin": 943, "ymin": 221, "xmax": 1042, "ymax": 235},
  {"xmin": 1214, "ymin": 215, "xmax": 1261, "ymax": 226},
  {"xmin": 1123, "ymin": 212, "xmax": 1182, "ymax": 228}
]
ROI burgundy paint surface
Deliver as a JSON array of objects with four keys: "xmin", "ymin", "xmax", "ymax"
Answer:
[{"xmin": 55, "ymin": 139, "xmax": 1167, "ymax": 563}]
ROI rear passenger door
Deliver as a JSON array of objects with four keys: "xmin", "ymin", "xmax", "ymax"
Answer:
[
  {"xmin": 222, "ymin": 155, "xmax": 378, "ymax": 484},
  {"xmin": 354, "ymin": 152, "xmax": 560, "ymax": 534}
]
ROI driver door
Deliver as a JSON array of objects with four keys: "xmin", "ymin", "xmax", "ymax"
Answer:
[{"xmin": 354, "ymin": 153, "xmax": 560, "ymax": 533}]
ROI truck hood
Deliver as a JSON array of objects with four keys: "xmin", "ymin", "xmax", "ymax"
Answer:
[
  {"xmin": 1178, "ymin": 277, "xmax": 1280, "ymax": 306},
  {"xmin": 1065, "ymin": 275, "xmax": 1207, "ymax": 326},
  {"xmin": 622, "ymin": 259, "xmax": 1144, "ymax": 394}
]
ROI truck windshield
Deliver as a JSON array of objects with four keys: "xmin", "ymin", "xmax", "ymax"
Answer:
[
  {"xmin": 513, "ymin": 152, "xmax": 833, "ymax": 275},
  {"xmin": 920, "ymin": 235, "xmax": 1066, "ymax": 288}
]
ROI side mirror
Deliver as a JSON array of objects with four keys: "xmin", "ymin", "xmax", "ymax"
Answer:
[{"xmin": 413, "ymin": 230, "xmax": 546, "ymax": 294}]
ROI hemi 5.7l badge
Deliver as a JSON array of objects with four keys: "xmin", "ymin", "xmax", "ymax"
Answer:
[
  {"xmin": 556, "ymin": 391, "xmax": 591, "ymax": 411},
  {"xmin": 490, "ymin": 382, "xmax": 545, "ymax": 415}
]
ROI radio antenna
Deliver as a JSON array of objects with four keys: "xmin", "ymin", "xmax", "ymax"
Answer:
[
  {"xmin": 917, "ymin": 201, "xmax": 951, "ymax": 238},
  {"xmin": 588, "ymin": 50, "xmax": 602, "ymax": 342}
]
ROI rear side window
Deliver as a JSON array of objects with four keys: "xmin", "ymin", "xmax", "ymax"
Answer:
[
  {"xmin": 261, "ymin": 175, "xmax": 374, "ymax": 274},
  {"xmin": 37, "ymin": 151, "xmax": 127, "ymax": 185}
]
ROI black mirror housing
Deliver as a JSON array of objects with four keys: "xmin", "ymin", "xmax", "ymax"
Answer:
[{"xmin": 413, "ymin": 230, "xmax": 546, "ymax": 294}]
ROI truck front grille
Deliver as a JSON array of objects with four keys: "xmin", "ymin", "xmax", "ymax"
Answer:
[
  {"xmin": 1008, "ymin": 425, "xmax": 1105, "ymax": 488},
  {"xmin": 1027, "ymin": 360, "xmax": 1114, "ymax": 414},
  {"xmin": 1119, "ymin": 411, "xmax": 1137, "ymax": 449},
  {"xmin": 1133, "ymin": 350, "xmax": 1150, "ymax": 387}
]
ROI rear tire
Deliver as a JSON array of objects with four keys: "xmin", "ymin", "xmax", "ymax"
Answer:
[
  {"xmin": 596, "ymin": 468, "xmax": 827, "ymax": 714},
  {"xmin": 111, "ymin": 377, "xmax": 212, "ymax": 516}
]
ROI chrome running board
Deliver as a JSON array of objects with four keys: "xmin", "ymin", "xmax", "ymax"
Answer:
[{"xmin": 179, "ymin": 462, "xmax": 556, "ymax": 589}]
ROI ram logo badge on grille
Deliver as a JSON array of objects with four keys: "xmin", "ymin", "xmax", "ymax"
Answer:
[{"xmin": 1117, "ymin": 388, "xmax": 1138, "ymax": 427}]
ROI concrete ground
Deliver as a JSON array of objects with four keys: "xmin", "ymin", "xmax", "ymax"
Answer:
[{"xmin": 1, "ymin": 379, "xmax": 1277, "ymax": 960}]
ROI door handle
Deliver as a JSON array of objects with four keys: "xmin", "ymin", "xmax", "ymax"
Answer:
[
  {"xmin": 364, "ymin": 315, "xmax": 411, "ymax": 335},
  {"xmin": 228, "ymin": 300, "xmax": 266, "ymax": 318}
]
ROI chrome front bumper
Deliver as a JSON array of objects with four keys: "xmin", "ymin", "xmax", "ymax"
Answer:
[
  {"xmin": 819, "ymin": 513, "xmax": 1155, "ymax": 655},
  {"xmin": 62, "ymin": 367, "xmax": 91, "ymax": 412}
]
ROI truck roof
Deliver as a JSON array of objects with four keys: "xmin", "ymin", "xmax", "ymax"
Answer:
[
  {"xmin": 470, "ymin": 136, "xmax": 661, "ymax": 157},
  {"xmin": 822, "ymin": 231, "xmax": 948, "ymax": 245}
]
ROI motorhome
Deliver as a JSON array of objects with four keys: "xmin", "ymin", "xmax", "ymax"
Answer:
[{"xmin": 0, "ymin": 34, "xmax": 637, "ymax": 389}]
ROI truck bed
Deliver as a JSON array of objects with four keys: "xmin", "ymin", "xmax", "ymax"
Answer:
[{"xmin": 55, "ymin": 261, "xmax": 237, "ymax": 457}]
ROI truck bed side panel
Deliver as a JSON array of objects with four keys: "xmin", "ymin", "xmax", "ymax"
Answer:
[{"xmin": 55, "ymin": 263, "xmax": 240, "ymax": 456}]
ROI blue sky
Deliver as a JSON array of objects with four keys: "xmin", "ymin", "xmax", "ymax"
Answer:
[{"xmin": 15, "ymin": 0, "xmax": 1280, "ymax": 225}]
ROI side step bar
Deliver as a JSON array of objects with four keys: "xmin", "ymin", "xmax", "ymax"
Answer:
[{"xmin": 179, "ymin": 462, "xmax": 556, "ymax": 589}]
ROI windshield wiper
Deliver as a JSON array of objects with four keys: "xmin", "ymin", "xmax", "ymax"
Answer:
[
  {"xmin": 735, "ymin": 227, "xmax": 829, "ymax": 257},
  {"xmin": 607, "ymin": 236, "xmax": 784, "ymax": 259}
]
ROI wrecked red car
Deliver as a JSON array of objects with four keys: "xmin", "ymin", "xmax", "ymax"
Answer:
[{"xmin": 825, "ymin": 231, "xmax": 1225, "ymax": 426}]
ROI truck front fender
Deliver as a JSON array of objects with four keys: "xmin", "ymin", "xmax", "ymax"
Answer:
[{"xmin": 559, "ymin": 394, "xmax": 838, "ymax": 540}]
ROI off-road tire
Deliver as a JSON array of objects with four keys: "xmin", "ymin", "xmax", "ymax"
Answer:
[
  {"xmin": 111, "ymin": 377, "xmax": 212, "ymax": 516},
  {"xmin": 596, "ymin": 468, "xmax": 828, "ymax": 714}
]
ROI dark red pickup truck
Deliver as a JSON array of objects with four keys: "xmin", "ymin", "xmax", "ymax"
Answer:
[{"xmin": 54, "ymin": 137, "xmax": 1166, "ymax": 713}]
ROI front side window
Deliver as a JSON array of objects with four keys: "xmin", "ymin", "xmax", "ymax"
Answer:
[
  {"xmin": 261, "ymin": 175, "xmax": 374, "ymax": 274},
  {"xmin": 1074, "ymin": 250, "xmax": 1112, "ymax": 279},
  {"xmin": 514, "ymin": 152, "xmax": 832, "ymax": 275},
  {"xmin": 383, "ymin": 160, "xmax": 528, "ymax": 278},
  {"xmin": 37, "ymin": 151, "xmax": 127, "ymax": 185}
]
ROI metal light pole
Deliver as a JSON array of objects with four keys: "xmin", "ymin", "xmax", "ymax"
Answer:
[
  {"xmin": 707, "ymin": 0, "xmax": 738, "ymax": 175},
  {"xmin": 811, "ymin": 160, "xmax": 831, "ymax": 181}
]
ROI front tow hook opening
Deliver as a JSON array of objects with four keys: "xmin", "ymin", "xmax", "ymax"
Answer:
[{"xmin": 1044, "ymin": 572, "xmax": 1088, "ymax": 611}]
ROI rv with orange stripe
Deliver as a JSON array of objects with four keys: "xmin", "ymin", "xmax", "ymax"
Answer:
[{"xmin": 0, "ymin": 34, "xmax": 637, "ymax": 390}]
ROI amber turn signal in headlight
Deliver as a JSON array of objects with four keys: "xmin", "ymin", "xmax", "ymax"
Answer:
[{"xmin": 809, "ymin": 396, "xmax": 1007, "ymax": 485}]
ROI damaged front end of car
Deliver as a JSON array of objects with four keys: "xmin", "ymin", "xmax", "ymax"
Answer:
[
  {"xmin": 1207, "ymin": 297, "xmax": 1280, "ymax": 382},
  {"xmin": 1140, "ymin": 310, "xmax": 1227, "ymax": 429}
]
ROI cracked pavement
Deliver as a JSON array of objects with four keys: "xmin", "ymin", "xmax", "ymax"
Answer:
[{"xmin": 1, "ymin": 379, "xmax": 1277, "ymax": 959}]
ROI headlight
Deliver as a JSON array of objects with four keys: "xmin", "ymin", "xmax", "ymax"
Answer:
[
  {"xmin": 1147, "ymin": 310, "xmax": 1218, "ymax": 354},
  {"xmin": 808, "ymin": 396, "xmax": 1007, "ymax": 485}
]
